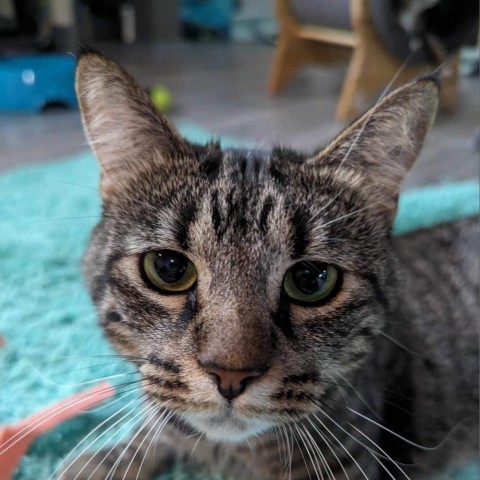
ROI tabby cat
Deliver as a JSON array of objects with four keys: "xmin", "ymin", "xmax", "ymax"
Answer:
[{"xmin": 60, "ymin": 50, "xmax": 479, "ymax": 480}]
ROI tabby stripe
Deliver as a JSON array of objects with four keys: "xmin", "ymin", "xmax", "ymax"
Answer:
[
  {"xmin": 411, "ymin": 251, "xmax": 458, "ymax": 339},
  {"xmin": 259, "ymin": 195, "xmax": 273, "ymax": 234},
  {"xmin": 362, "ymin": 273, "xmax": 390, "ymax": 311},
  {"xmin": 89, "ymin": 248, "xmax": 123, "ymax": 304},
  {"xmin": 90, "ymin": 271, "xmax": 110, "ymax": 303},
  {"xmin": 104, "ymin": 325, "xmax": 136, "ymax": 347},
  {"xmin": 201, "ymin": 148, "xmax": 222, "ymax": 180},
  {"xmin": 147, "ymin": 354, "xmax": 181, "ymax": 373},
  {"xmin": 110, "ymin": 274, "xmax": 169, "ymax": 326},
  {"xmin": 210, "ymin": 190, "xmax": 223, "ymax": 239},
  {"xmin": 290, "ymin": 206, "xmax": 309, "ymax": 258},
  {"xmin": 283, "ymin": 372, "xmax": 320, "ymax": 384},
  {"xmin": 177, "ymin": 288, "xmax": 197, "ymax": 328},
  {"xmin": 268, "ymin": 158, "xmax": 288, "ymax": 186},
  {"xmin": 105, "ymin": 310, "xmax": 122, "ymax": 323},
  {"xmin": 143, "ymin": 374, "xmax": 189, "ymax": 391},
  {"xmin": 174, "ymin": 201, "xmax": 197, "ymax": 250},
  {"xmin": 272, "ymin": 297, "xmax": 295, "ymax": 340}
]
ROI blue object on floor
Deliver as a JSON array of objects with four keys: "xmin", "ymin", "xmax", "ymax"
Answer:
[
  {"xmin": 181, "ymin": 0, "xmax": 235, "ymax": 30},
  {"xmin": 0, "ymin": 54, "xmax": 77, "ymax": 112},
  {"xmin": 0, "ymin": 122, "xmax": 478, "ymax": 479}
]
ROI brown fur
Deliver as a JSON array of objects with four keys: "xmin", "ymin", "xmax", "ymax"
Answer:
[{"xmin": 59, "ymin": 52, "xmax": 479, "ymax": 480}]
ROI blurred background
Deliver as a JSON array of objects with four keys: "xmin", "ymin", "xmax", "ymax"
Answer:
[{"xmin": 0, "ymin": 0, "xmax": 478, "ymax": 187}]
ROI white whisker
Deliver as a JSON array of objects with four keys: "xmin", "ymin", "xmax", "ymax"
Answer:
[
  {"xmin": 317, "ymin": 206, "xmax": 372, "ymax": 230},
  {"xmin": 0, "ymin": 384, "xmax": 119, "ymax": 456},
  {"xmin": 348, "ymin": 422, "xmax": 411, "ymax": 479},
  {"xmin": 316, "ymin": 404, "xmax": 412, "ymax": 479},
  {"xmin": 69, "ymin": 400, "xmax": 154, "ymax": 480},
  {"xmin": 299, "ymin": 422, "xmax": 331, "ymax": 480},
  {"xmin": 294, "ymin": 422, "xmax": 323, "ymax": 480},
  {"xmin": 136, "ymin": 410, "xmax": 174, "ymax": 480},
  {"xmin": 287, "ymin": 422, "xmax": 312, "ymax": 480},
  {"xmin": 309, "ymin": 411, "xmax": 368, "ymax": 480},
  {"xmin": 188, "ymin": 430, "xmax": 205, "ymax": 461},
  {"xmin": 51, "ymin": 395, "xmax": 143, "ymax": 480},
  {"xmin": 101, "ymin": 404, "xmax": 159, "ymax": 480},
  {"xmin": 30, "ymin": 361, "xmax": 137, "ymax": 387},
  {"xmin": 335, "ymin": 49, "xmax": 418, "ymax": 172},
  {"xmin": 302, "ymin": 421, "xmax": 336, "ymax": 480},
  {"xmin": 122, "ymin": 409, "xmax": 171, "ymax": 480},
  {"xmin": 346, "ymin": 406, "xmax": 454, "ymax": 451},
  {"xmin": 305, "ymin": 416, "xmax": 350, "ymax": 480},
  {"xmin": 335, "ymin": 372, "xmax": 382, "ymax": 421},
  {"xmin": 376, "ymin": 331, "xmax": 424, "ymax": 358}
]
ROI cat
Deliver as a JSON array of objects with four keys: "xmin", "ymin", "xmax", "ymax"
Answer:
[{"xmin": 59, "ymin": 49, "xmax": 479, "ymax": 480}]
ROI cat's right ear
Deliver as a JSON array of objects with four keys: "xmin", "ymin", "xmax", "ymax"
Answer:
[
  {"xmin": 304, "ymin": 74, "xmax": 439, "ymax": 221},
  {"xmin": 75, "ymin": 50, "xmax": 190, "ymax": 201}
]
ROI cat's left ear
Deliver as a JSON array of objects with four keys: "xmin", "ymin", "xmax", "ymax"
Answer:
[
  {"xmin": 75, "ymin": 49, "xmax": 190, "ymax": 201},
  {"xmin": 307, "ymin": 75, "xmax": 439, "ymax": 218}
]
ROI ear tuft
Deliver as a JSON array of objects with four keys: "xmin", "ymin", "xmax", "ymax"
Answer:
[
  {"xmin": 76, "ymin": 43, "xmax": 102, "ymax": 59},
  {"xmin": 414, "ymin": 68, "xmax": 442, "ymax": 88}
]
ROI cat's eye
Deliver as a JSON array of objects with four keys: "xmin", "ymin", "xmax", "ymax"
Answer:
[
  {"xmin": 283, "ymin": 262, "xmax": 339, "ymax": 304},
  {"xmin": 142, "ymin": 250, "xmax": 197, "ymax": 293}
]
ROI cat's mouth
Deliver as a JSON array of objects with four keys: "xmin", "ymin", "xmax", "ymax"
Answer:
[{"xmin": 183, "ymin": 408, "xmax": 272, "ymax": 443}]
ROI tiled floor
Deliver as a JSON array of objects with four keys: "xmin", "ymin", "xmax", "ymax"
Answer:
[{"xmin": 0, "ymin": 42, "xmax": 478, "ymax": 190}]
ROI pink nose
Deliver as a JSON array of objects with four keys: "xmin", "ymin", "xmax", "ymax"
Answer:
[{"xmin": 202, "ymin": 365, "xmax": 265, "ymax": 400}]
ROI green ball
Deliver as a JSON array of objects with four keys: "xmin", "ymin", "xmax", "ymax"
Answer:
[{"xmin": 150, "ymin": 85, "xmax": 173, "ymax": 112}]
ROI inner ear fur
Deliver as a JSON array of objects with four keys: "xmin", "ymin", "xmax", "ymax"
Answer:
[
  {"xmin": 307, "ymin": 75, "xmax": 440, "ymax": 216},
  {"xmin": 75, "ymin": 51, "xmax": 190, "ymax": 200}
]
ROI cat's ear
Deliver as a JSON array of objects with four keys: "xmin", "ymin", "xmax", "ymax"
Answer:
[
  {"xmin": 308, "ymin": 75, "xmax": 439, "ymax": 217},
  {"xmin": 75, "ymin": 49, "xmax": 190, "ymax": 200}
]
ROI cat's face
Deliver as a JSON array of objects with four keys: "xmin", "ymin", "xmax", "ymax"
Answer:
[{"xmin": 76, "ymin": 51, "xmax": 438, "ymax": 442}]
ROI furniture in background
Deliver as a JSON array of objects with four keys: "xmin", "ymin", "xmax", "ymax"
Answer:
[
  {"xmin": 268, "ymin": 0, "xmax": 460, "ymax": 120},
  {"xmin": 79, "ymin": 0, "xmax": 179, "ymax": 45}
]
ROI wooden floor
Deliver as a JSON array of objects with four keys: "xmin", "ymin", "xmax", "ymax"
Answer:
[{"xmin": 0, "ymin": 42, "xmax": 478, "ymax": 189}]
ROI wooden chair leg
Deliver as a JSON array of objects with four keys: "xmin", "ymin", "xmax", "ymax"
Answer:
[
  {"xmin": 268, "ymin": 33, "xmax": 307, "ymax": 96},
  {"xmin": 269, "ymin": 0, "xmax": 307, "ymax": 96},
  {"xmin": 269, "ymin": 34, "xmax": 351, "ymax": 97},
  {"xmin": 337, "ymin": 48, "xmax": 459, "ymax": 120},
  {"xmin": 336, "ymin": 47, "xmax": 368, "ymax": 120},
  {"xmin": 439, "ymin": 56, "xmax": 459, "ymax": 112},
  {"xmin": 338, "ymin": 0, "xmax": 459, "ymax": 120},
  {"xmin": 336, "ymin": 28, "xmax": 436, "ymax": 120}
]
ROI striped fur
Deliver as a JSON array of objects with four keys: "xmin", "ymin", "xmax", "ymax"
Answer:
[{"xmin": 59, "ymin": 52, "xmax": 479, "ymax": 480}]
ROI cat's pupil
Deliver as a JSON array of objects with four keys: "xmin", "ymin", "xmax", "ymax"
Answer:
[
  {"xmin": 154, "ymin": 252, "xmax": 188, "ymax": 283},
  {"xmin": 292, "ymin": 263, "xmax": 328, "ymax": 294}
]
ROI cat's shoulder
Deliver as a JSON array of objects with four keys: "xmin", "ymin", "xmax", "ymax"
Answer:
[
  {"xmin": 392, "ymin": 217, "xmax": 479, "ymax": 334},
  {"xmin": 393, "ymin": 216, "xmax": 479, "ymax": 265}
]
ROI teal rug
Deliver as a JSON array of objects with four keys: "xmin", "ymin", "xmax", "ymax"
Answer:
[{"xmin": 0, "ymin": 122, "xmax": 478, "ymax": 480}]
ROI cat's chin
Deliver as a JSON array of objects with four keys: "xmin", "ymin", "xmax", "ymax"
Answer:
[{"xmin": 184, "ymin": 410, "xmax": 272, "ymax": 443}]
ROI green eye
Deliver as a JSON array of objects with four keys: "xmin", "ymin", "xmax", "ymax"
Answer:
[
  {"xmin": 284, "ymin": 262, "xmax": 340, "ymax": 304},
  {"xmin": 143, "ymin": 250, "xmax": 197, "ymax": 293}
]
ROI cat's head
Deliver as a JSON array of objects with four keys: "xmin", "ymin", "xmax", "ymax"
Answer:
[{"xmin": 76, "ymin": 51, "xmax": 438, "ymax": 442}]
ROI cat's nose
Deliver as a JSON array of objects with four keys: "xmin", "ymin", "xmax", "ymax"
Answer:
[{"xmin": 201, "ymin": 363, "xmax": 266, "ymax": 401}]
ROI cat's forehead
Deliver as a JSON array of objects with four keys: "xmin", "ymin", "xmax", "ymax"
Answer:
[
  {"xmin": 199, "ymin": 147, "xmax": 293, "ymax": 188},
  {"xmin": 115, "ymin": 146, "xmax": 374, "ymax": 271},
  {"xmin": 173, "ymin": 148, "xmax": 306, "ymax": 256}
]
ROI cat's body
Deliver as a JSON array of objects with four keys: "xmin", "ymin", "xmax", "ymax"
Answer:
[{"xmin": 60, "ymin": 51, "xmax": 479, "ymax": 480}]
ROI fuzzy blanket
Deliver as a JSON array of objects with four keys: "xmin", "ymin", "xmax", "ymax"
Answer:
[{"xmin": 0, "ymin": 123, "xmax": 478, "ymax": 479}]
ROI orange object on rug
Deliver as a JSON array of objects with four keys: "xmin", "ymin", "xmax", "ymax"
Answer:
[{"xmin": 0, "ymin": 382, "xmax": 115, "ymax": 480}]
